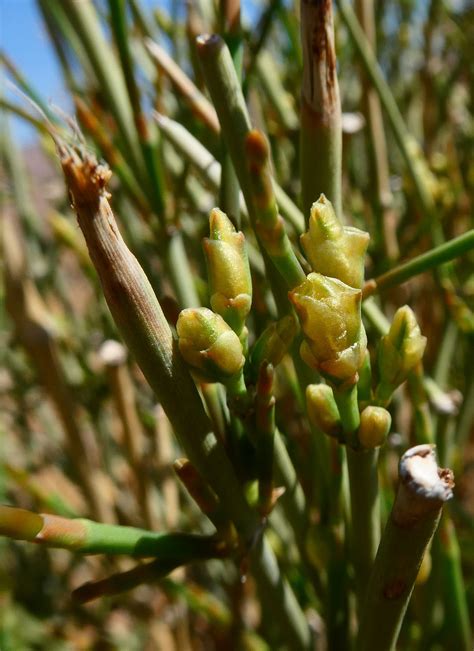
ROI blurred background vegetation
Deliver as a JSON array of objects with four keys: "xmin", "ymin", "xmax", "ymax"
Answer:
[{"xmin": 1, "ymin": 0, "xmax": 473, "ymax": 649}]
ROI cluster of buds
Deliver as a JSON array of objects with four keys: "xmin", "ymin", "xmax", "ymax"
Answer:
[
  {"xmin": 376, "ymin": 306, "xmax": 427, "ymax": 405},
  {"xmin": 177, "ymin": 208, "xmax": 252, "ymax": 385},
  {"xmin": 300, "ymin": 194, "xmax": 369, "ymax": 289},
  {"xmin": 203, "ymin": 208, "xmax": 252, "ymax": 337},
  {"xmin": 289, "ymin": 273, "xmax": 367, "ymax": 388},
  {"xmin": 290, "ymin": 197, "xmax": 369, "ymax": 388}
]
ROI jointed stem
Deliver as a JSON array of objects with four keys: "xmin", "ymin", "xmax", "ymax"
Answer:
[
  {"xmin": 58, "ymin": 145, "xmax": 312, "ymax": 650},
  {"xmin": 357, "ymin": 445, "xmax": 454, "ymax": 651},
  {"xmin": 346, "ymin": 446, "xmax": 380, "ymax": 614},
  {"xmin": 364, "ymin": 230, "xmax": 474, "ymax": 297}
]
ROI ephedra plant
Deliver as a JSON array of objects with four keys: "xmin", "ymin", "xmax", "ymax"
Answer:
[{"xmin": 1, "ymin": 1, "xmax": 473, "ymax": 649}]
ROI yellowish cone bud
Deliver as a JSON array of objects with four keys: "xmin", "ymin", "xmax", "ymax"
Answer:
[
  {"xmin": 177, "ymin": 308, "xmax": 245, "ymax": 382},
  {"xmin": 376, "ymin": 306, "xmax": 427, "ymax": 403},
  {"xmin": 306, "ymin": 384, "xmax": 342, "ymax": 439},
  {"xmin": 358, "ymin": 406, "xmax": 391, "ymax": 449},
  {"xmin": 203, "ymin": 208, "xmax": 252, "ymax": 335},
  {"xmin": 289, "ymin": 273, "xmax": 367, "ymax": 386},
  {"xmin": 300, "ymin": 195, "xmax": 369, "ymax": 289}
]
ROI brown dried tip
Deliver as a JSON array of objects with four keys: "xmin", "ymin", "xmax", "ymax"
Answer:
[
  {"xmin": 257, "ymin": 362, "xmax": 274, "ymax": 397},
  {"xmin": 394, "ymin": 444, "xmax": 454, "ymax": 526},
  {"xmin": 36, "ymin": 514, "xmax": 87, "ymax": 549},
  {"xmin": 173, "ymin": 458, "xmax": 219, "ymax": 514},
  {"xmin": 195, "ymin": 33, "xmax": 222, "ymax": 54},
  {"xmin": 399, "ymin": 445, "xmax": 454, "ymax": 501},
  {"xmin": 245, "ymin": 130, "xmax": 269, "ymax": 167},
  {"xmin": 57, "ymin": 141, "xmax": 112, "ymax": 209},
  {"xmin": 300, "ymin": 0, "xmax": 339, "ymax": 115}
]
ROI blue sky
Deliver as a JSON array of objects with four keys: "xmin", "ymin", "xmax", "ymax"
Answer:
[
  {"xmin": 0, "ymin": 0, "xmax": 187, "ymax": 143},
  {"xmin": 1, "ymin": 0, "xmax": 67, "ymax": 143},
  {"xmin": 0, "ymin": 0, "xmax": 260, "ymax": 144}
]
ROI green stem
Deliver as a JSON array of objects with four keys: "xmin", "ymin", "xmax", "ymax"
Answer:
[
  {"xmin": 129, "ymin": 0, "xmax": 156, "ymax": 38},
  {"xmin": 255, "ymin": 363, "xmax": 276, "ymax": 514},
  {"xmin": 59, "ymin": 145, "xmax": 312, "ymax": 650},
  {"xmin": 245, "ymin": 0, "xmax": 283, "ymax": 83},
  {"xmin": 60, "ymin": 0, "xmax": 144, "ymax": 178},
  {"xmin": 251, "ymin": 535, "xmax": 312, "ymax": 651},
  {"xmin": 364, "ymin": 230, "xmax": 474, "ymax": 297},
  {"xmin": 333, "ymin": 367, "xmax": 380, "ymax": 620},
  {"xmin": 0, "ymin": 505, "xmax": 222, "ymax": 558},
  {"xmin": 357, "ymin": 445, "xmax": 454, "ymax": 651},
  {"xmin": 164, "ymin": 229, "xmax": 201, "ymax": 308},
  {"xmin": 326, "ymin": 441, "xmax": 350, "ymax": 649},
  {"xmin": 407, "ymin": 363, "xmax": 434, "ymax": 445},
  {"xmin": 219, "ymin": 0, "xmax": 243, "ymax": 228},
  {"xmin": 346, "ymin": 446, "xmax": 381, "ymax": 615},
  {"xmin": 196, "ymin": 35, "xmax": 306, "ymax": 289},
  {"xmin": 108, "ymin": 0, "xmax": 141, "ymax": 116},
  {"xmin": 154, "ymin": 112, "xmax": 305, "ymax": 233},
  {"xmin": 333, "ymin": 384, "xmax": 360, "ymax": 445},
  {"xmin": 108, "ymin": 0, "xmax": 166, "ymax": 220},
  {"xmin": 73, "ymin": 557, "xmax": 181, "ymax": 603},
  {"xmin": 254, "ymin": 52, "xmax": 299, "ymax": 132},
  {"xmin": 145, "ymin": 38, "xmax": 220, "ymax": 134},
  {"xmin": 300, "ymin": 0, "xmax": 342, "ymax": 220},
  {"xmin": 355, "ymin": 0, "xmax": 398, "ymax": 260},
  {"xmin": 272, "ymin": 430, "xmax": 308, "ymax": 544},
  {"xmin": 435, "ymin": 514, "xmax": 472, "ymax": 651},
  {"xmin": 245, "ymin": 130, "xmax": 306, "ymax": 288}
]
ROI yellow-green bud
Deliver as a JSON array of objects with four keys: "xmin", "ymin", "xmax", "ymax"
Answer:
[
  {"xmin": 251, "ymin": 314, "xmax": 298, "ymax": 371},
  {"xmin": 203, "ymin": 208, "xmax": 252, "ymax": 335},
  {"xmin": 300, "ymin": 195, "xmax": 369, "ymax": 289},
  {"xmin": 306, "ymin": 384, "xmax": 342, "ymax": 439},
  {"xmin": 358, "ymin": 406, "xmax": 391, "ymax": 448},
  {"xmin": 177, "ymin": 308, "xmax": 245, "ymax": 382},
  {"xmin": 289, "ymin": 273, "xmax": 367, "ymax": 387},
  {"xmin": 376, "ymin": 306, "xmax": 427, "ymax": 403}
]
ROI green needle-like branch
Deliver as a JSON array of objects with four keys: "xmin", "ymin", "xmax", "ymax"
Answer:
[
  {"xmin": 72, "ymin": 558, "xmax": 181, "ymax": 603},
  {"xmin": 346, "ymin": 446, "xmax": 380, "ymax": 614},
  {"xmin": 300, "ymin": 0, "xmax": 342, "ymax": 220},
  {"xmin": 154, "ymin": 111, "xmax": 305, "ymax": 233},
  {"xmin": 357, "ymin": 445, "xmax": 454, "ymax": 651},
  {"xmin": 333, "ymin": 385, "xmax": 360, "ymax": 446},
  {"xmin": 145, "ymin": 38, "xmax": 220, "ymax": 133},
  {"xmin": 0, "ymin": 505, "xmax": 226, "ymax": 558},
  {"xmin": 435, "ymin": 514, "xmax": 472, "ymax": 651},
  {"xmin": 255, "ymin": 362, "xmax": 276, "ymax": 515},
  {"xmin": 364, "ymin": 230, "xmax": 474, "ymax": 297},
  {"xmin": 196, "ymin": 34, "xmax": 306, "ymax": 289},
  {"xmin": 108, "ymin": 0, "xmax": 166, "ymax": 220},
  {"xmin": 60, "ymin": 0, "xmax": 144, "ymax": 179},
  {"xmin": 245, "ymin": 130, "xmax": 306, "ymax": 288},
  {"xmin": 57, "ymin": 143, "xmax": 250, "ymax": 530}
]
